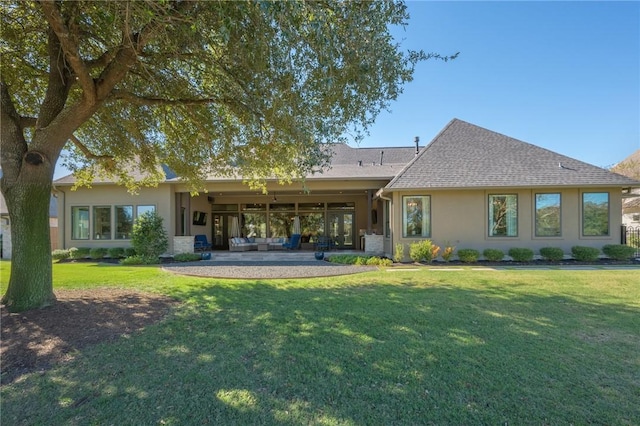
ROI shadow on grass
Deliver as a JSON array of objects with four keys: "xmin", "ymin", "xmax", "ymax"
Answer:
[{"xmin": 2, "ymin": 281, "xmax": 639, "ymax": 425}]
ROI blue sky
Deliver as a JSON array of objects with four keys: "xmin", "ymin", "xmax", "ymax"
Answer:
[
  {"xmin": 54, "ymin": 1, "xmax": 639, "ymax": 179},
  {"xmin": 359, "ymin": 0, "xmax": 640, "ymax": 169}
]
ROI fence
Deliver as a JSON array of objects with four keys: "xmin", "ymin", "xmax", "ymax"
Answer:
[{"xmin": 621, "ymin": 225, "xmax": 640, "ymax": 257}]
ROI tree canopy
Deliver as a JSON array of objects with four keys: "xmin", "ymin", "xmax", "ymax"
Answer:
[
  {"xmin": 0, "ymin": 0, "xmax": 455, "ymax": 311},
  {"xmin": 2, "ymin": 0, "xmax": 453, "ymax": 191}
]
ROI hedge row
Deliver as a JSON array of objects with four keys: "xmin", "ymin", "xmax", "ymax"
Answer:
[{"xmin": 394, "ymin": 242, "xmax": 637, "ymax": 263}]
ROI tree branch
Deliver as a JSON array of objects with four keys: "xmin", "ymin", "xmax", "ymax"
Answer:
[
  {"xmin": 69, "ymin": 134, "xmax": 113, "ymax": 161},
  {"xmin": 111, "ymin": 90, "xmax": 222, "ymax": 106},
  {"xmin": 20, "ymin": 116, "xmax": 38, "ymax": 128},
  {"xmin": 39, "ymin": 0, "xmax": 96, "ymax": 104}
]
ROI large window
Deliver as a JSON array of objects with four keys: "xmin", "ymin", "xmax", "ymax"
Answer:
[
  {"xmin": 241, "ymin": 204, "xmax": 266, "ymax": 238},
  {"xmin": 71, "ymin": 206, "xmax": 89, "ymax": 240},
  {"xmin": 299, "ymin": 212, "xmax": 325, "ymax": 240},
  {"xmin": 488, "ymin": 194, "xmax": 518, "ymax": 237},
  {"xmin": 582, "ymin": 192, "xmax": 609, "ymax": 236},
  {"xmin": 93, "ymin": 206, "xmax": 111, "ymax": 240},
  {"xmin": 402, "ymin": 196, "xmax": 430, "ymax": 238},
  {"xmin": 535, "ymin": 193, "xmax": 561, "ymax": 237},
  {"xmin": 116, "ymin": 205, "xmax": 133, "ymax": 239}
]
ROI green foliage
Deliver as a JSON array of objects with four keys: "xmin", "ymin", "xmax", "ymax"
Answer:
[
  {"xmin": 482, "ymin": 248, "xmax": 504, "ymax": 262},
  {"xmin": 70, "ymin": 247, "xmax": 91, "ymax": 260},
  {"xmin": 508, "ymin": 248, "xmax": 534, "ymax": 262},
  {"xmin": 51, "ymin": 249, "xmax": 71, "ymax": 261},
  {"xmin": 325, "ymin": 254, "xmax": 390, "ymax": 266},
  {"xmin": 124, "ymin": 247, "xmax": 137, "ymax": 257},
  {"xmin": 89, "ymin": 248, "xmax": 108, "ymax": 260},
  {"xmin": 409, "ymin": 240, "xmax": 440, "ymax": 263},
  {"xmin": 132, "ymin": 212, "xmax": 168, "ymax": 260},
  {"xmin": 571, "ymin": 246, "xmax": 600, "ymax": 262},
  {"xmin": 602, "ymin": 244, "xmax": 636, "ymax": 261},
  {"xmin": 107, "ymin": 247, "xmax": 125, "ymax": 259},
  {"xmin": 173, "ymin": 253, "xmax": 203, "ymax": 262},
  {"xmin": 628, "ymin": 235, "xmax": 640, "ymax": 249},
  {"xmin": 441, "ymin": 244, "xmax": 456, "ymax": 262},
  {"xmin": 539, "ymin": 247, "xmax": 565, "ymax": 262},
  {"xmin": 120, "ymin": 255, "xmax": 160, "ymax": 266},
  {"xmin": 393, "ymin": 243, "xmax": 405, "ymax": 263},
  {"xmin": 457, "ymin": 249, "xmax": 479, "ymax": 263}
]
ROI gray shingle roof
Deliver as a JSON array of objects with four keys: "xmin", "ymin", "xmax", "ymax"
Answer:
[{"xmin": 386, "ymin": 119, "xmax": 640, "ymax": 190}]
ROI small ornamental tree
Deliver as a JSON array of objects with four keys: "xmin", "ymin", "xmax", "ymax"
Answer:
[{"xmin": 131, "ymin": 211, "xmax": 168, "ymax": 262}]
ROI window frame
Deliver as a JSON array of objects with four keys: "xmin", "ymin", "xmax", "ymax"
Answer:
[
  {"xmin": 534, "ymin": 193, "xmax": 562, "ymax": 237},
  {"xmin": 581, "ymin": 192, "xmax": 610, "ymax": 237},
  {"xmin": 115, "ymin": 205, "xmax": 134, "ymax": 240},
  {"xmin": 71, "ymin": 206, "xmax": 90, "ymax": 240},
  {"xmin": 488, "ymin": 194, "xmax": 518, "ymax": 238},
  {"xmin": 402, "ymin": 195, "xmax": 431, "ymax": 238},
  {"xmin": 93, "ymin": 205, "xmax": 112, "ymax": 240}
]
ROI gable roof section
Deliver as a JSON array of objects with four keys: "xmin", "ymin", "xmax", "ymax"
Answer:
[{"xmin": 386, "ymin": 119, "xmax": 640, "ymax": 190}]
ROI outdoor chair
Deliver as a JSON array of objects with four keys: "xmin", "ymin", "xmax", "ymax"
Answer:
[
  {"xmin": 282, "ymin": 233, "xmax": 301, "ymax": 250},
  {"xmin": 314, "ymin": 236, "xmax": 333, "ymax": 251},
  {"xmin": 194, "ymin": 234, "xmax": 212, "ymax": 251}
]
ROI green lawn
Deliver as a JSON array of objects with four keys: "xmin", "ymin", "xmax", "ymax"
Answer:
[{"xmin": 1, "ymin": 262, "xmax": 639, "ymax": 425}]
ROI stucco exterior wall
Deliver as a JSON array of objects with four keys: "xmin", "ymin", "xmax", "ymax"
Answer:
[
  {"xmin": 390, "ymin": 187, "xmax": 624, "ymax": 259},
  {"xmin": 58, "ymin": 184, "xmax": 175, "ymax": 253}
]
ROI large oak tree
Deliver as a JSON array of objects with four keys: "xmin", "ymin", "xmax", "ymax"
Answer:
[{"xmin": 1, "ymin": 0, "xmax": 454, "ymax": 312}]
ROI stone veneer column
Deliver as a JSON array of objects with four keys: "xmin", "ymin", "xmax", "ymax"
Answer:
[
  {"xmin": 173, "ymin": 236, "xmax": 195, "ymax": 255},
  {"xmin": 364, "ymin": 234, "xmax": 384, "ymax": 256}
]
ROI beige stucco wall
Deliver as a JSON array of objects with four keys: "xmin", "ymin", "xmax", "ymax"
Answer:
[
  {"xmin": 57, "ymin": 184, "xmax": 175, "ymax": 253},
  {"xmin": 388, "ymin": 187, "xmax": 625, "ymax": 259}
]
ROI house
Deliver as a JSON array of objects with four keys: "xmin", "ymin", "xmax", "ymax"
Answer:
[
  {"xmin": 53, "ymin": 119, "xmax": 640, "ymax": 258},
  {"xmin": 0, "ymin": 193, "xmax": 58, "ymax": 259},
  {"xmin": 611, "ymin": 149, "xmax": 640, "ymax": 227}
]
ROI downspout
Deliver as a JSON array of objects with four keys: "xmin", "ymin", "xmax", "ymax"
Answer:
[{"xmin": 52, "ymin": 187, "xmax": 65, "ymax": 250}]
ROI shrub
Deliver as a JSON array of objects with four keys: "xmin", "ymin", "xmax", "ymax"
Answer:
[
  {"xmin": 90, "ymin": 247, "xmax": 108, "ymax": 260},
  {"xmin": 508, "ymin": 248, "xmax": 534, "ymax": 262},
  {"xmin": 393, "ymin": 243, "xmax": 405, "ymax": 263},
  {"xmin": 409, "ymin": 240, "xmax": 440, "ymax": 263},
  {"xmin": 441, "ymin": 244, "xmax": 456, "ymax": 262},
  {"xmin": 70, "ymin": 247, "xmax": 91, "ymax": 259},
  {"xmin": 326, "ymin": 254, "xmax": 359, "ymax": 264},
  {"xmin": 173, "ymin": 253, "xmax": 203, "ymax": 262},
  {"xmin": 571, "ymin": 246, "xmax": 600, "ymax": 262},
  {"xmin": 107, "ymin": 247, "xmax": 125, "ymax": 259},
  {"xmin": 132, "ymin": 211, "xmax": 168, "ymax": 259},
  {"xmin": 539, "ymin": 247, "xmax": 565, "ymax": 262},
  {"xmin": 457, "ymin": 249, "xmax": 479, "ymax": 263},
  {"xmin": 364, "ymin": 256, "xmax": 393, "ymax": 267},
  {"xmin": 483, "ymin": 248, "xmax": 504, "ymax": 262},
  {"xmin": 124, "ymin": 247, "xmax": 136, "ymax": 257},
  {"xmin": 602, "ymin": 244, "xmax": 636, "ymax": 261},
  {"xmin": 51, "ymin": 249, "xmax": 71, "ymax": 261},
  {"xmin": 120, "ymin": 255, "xmax": 159, "ymax": 265}
]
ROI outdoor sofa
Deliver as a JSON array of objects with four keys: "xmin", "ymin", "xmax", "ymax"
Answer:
[{"xmin": 229, "ymin": 237, "xmax": 286, "ymax": 252}]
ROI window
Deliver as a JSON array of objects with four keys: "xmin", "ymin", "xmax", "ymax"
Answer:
[
  {"xmin": 71, "ymin": 206, "xmax": 89, "ymax": 240},
  {"xmin": 535, "ymin": 193, "xmax": 561, "ymax": 237},
  {"xmin": 403, "ymin": 196, "xmax": 430, "ymax": 238},
  {"xmin": 489, "ymin": 194, "xmax": 517, "ymax": 237},
  {"xmin": 582, "ymin": 192, "xmax": 609, "ymax": 236},
  {"xmin": 136, "ymin": 205, "xmax": 156, "ymax": 217},
  {"xmin": 93, "ymin": 206, "xmax": 111, "ymax": 240},
  {"xmin": 116, "ymin": 205, "xmax": 133, "ymax": 239}
]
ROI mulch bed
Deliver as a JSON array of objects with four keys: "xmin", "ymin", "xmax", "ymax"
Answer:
[{"xmin": 1, "ymin": 289, "xmax": 179, "ymax": 385}]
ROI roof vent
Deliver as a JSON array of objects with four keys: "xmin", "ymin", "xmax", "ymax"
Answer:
[
  {"xmin": 380, "ymin": 150, "xmax": 384, "ymax": 166},
  {"xmin": 414, "ymin": 136, "xmax": 420, "ymax": 156},
  {"xmin": 358, "ymin": 160, "xmax": 362, "ymax": 167}
]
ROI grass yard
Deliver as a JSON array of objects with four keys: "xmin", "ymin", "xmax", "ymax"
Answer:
[{"xmin": 1, "ymin": 261, "xmax": 639, "ymax": 425}]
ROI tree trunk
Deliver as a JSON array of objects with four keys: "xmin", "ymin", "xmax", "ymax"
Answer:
[{"xmin": 1, "ymin": 172, "xmax": 56, "ymax": 312}]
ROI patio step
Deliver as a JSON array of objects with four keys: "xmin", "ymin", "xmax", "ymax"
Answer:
[{"xmin": 205, "ymin": 250, "xmax": 361, "ymax": 262}]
